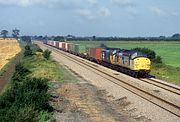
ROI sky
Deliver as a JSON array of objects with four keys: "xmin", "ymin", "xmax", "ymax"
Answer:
[{"xmin": 0, "ymin": 0, "xmax": 180, "ymax": 37}]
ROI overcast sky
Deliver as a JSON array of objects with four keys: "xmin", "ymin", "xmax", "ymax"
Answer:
[{"xmin": 0, "ymin": 0, "xmax": 179, "ymax": 37}]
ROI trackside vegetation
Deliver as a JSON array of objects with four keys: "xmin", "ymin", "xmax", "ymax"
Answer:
[
  {"xmin": 0, "ymin": 44, "xmax": 57, "ymax": 122},
  {"xmin": 43, "ymin": 49, "xmax": 52, "ymax": 60},
  {"xmin": 0, "ymin": 43, "xmax": 77, "ymax": 122},
  {"xmin": 0, "ymin": 63, "xmax": 53, "ymax": 121}
]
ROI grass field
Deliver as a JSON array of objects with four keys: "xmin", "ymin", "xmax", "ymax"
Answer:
[
  {"xmin": 69, "ymin": 41, "xmax": 180, "ymax": 68},
  {"xmin": 0, "ymin": 38, "xmax": 21, "ymax": 70}
]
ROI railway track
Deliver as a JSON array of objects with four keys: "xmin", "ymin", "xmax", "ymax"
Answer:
[
  {"xmin": 39, "ymin": 42, "xmax": 180, "ymax": 117},
  {"xmin": 140, "ymin": 78, "xmax": 180, "ymax": 95}
]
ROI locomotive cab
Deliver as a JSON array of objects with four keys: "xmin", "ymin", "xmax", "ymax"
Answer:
[
  {"xmin": 131, "ymin": 52, "xmax": 151, "ymax": 72},
  {"xmin": 133, "ymin": 57, "xmax": 151, "ymax": 71}
]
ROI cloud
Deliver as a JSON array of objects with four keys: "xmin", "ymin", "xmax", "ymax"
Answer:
[
  {"xmin": 110, "ymin": 0, "xmax": 135, "ymax": 7},
  {"xmin": 0, "ymin": 0, "xmax": 87, "ymax": 8},
  {"xmin": 76, "ymin": 9, "xmax": 95, "ymax": 20},
  {"xmin": 0, "ymin": 0, "xmax": 99, "ymax": 8},
  {"xmin": 126, "ymin": 6, "xmax": 137, "ymax": 15},
  {"xmin": 171, "ymin": 12, "xmax": 179, "ymax": 16},
  {"xmin": 0, "ymin": 0, "xmax": 58, "ymax": 7},
  {"xmin": 150, "ymin": 7, "xmax": 179, "ymax": 17},
  {"xmin": 150, "ymin": 7, "xmax": 166, "ymax": 16},
  {"xmin": 87, "ymin": 0, "xmax": 98, "ymax": 5},
  {"xmin": 75, "ymin": 7, "xmax": 111, "ymax": 20},
  {"xmin": 98, "ymin": 7, "xmax": 111, "ymax": 17}
]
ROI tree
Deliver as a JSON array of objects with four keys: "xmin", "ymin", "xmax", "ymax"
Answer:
[
  {"xmin": 12, "ymin": 28, "xmax": 20, "ymax": 39},
  {"xmin": 24, "ymin": 45, "xmax": 33, "ymax": 57},
  {"xmin": 93, "ymin": 35, "xmax": 96, "ymax": 40},
  {"xmin": 172, "ymin": 33, "xmax": 180, "ymax": 38},
  {"xmin": 1, "ymin": 30, "xmax": 8, "ymax": 38},
  {"xmin": 153, "ymin": 56, "xmax": 162, "ymax": 64},
  {"xmin": 21, "ymin": 36, "xmax": 31, "ymax": 43},
  {"xmin": 100, "ymin": 43, "xmax": 107, "ymax": 48},
  {"xmin": 43, "ymin": 49, "xmax": 51, "ymax": 60},
  {"xmin": 54, "ymin": 36, "xmax": 64, "ymax": 41}
]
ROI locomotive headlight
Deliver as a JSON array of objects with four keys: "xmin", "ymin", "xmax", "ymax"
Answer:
[{"xmin": 135, "ymin": 61, "xmax": 138, "ymax": 64}]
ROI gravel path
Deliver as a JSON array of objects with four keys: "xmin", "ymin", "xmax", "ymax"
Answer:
[{"xmin": 37, "ymin": 42, "xmax": 180, "ymax": 122}]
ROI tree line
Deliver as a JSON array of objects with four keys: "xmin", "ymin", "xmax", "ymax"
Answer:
[
  {"xmin": 1, "ymin": 28, "xmax": 180, "ymax": 42},
  {"xmin": 0, "ymin": 29, "xmax": 20, "ymax": 39}
]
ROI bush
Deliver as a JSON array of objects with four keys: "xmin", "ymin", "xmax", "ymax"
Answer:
[
  {"xmin": 15, "ymin": 78, "xmax": 51, "ymax": 111},
  {"xmin": 0, "ymin": 63, "xmax": 53, "ymax": 122},
  {"xmin": 12, "ymin": 63, "xmax": 30, "ymax": 82},
  {"xmin": 37, "ymin": 48, "xmax": 43, "ymax": 52},
  {"xmin": 133, "ymin": 47, "xmax": 162, "ymax": 64},
  {"xmin": 133, "ymin": 47, "xmax": 156, "ymax": 60},
  {"xmin": 13, "ymin": 106, "xmax": 39, "ymax": 122},
  {"xmin": 153, "ymin": 55, "xmax": 162, "ymax": 64},
  {"xmin": 0, "ymin": 105, "xmax": 39, "ymax": 122},
  {"xmin": 32, "ymin": 44, "xmax": 43, "ymax": 52},
  {"xmin": 43, "ymin": 49, "xmax": 51, "ymax": 60},
  {"xmin": 39, "ymin": 111, "xmax": 56, "ymax": 122},
  {"xmin": 24, "ymin": 45, "xmax": 32, "ymax": 57}
]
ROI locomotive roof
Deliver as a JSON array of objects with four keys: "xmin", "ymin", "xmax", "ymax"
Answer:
[{"xmin": 103, "ymin": 48, "xmax": 147, "ymax": 58}]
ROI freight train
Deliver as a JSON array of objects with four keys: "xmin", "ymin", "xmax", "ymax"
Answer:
[{"xmin": 44, "ymin": 40, "xmax": 151, "ymax": 78}]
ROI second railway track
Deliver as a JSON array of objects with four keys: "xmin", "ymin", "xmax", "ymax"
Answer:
[
  {"xmin": 140, "ymin": 78, "xmax": 180, "ymax": 95},
  {"xmin": 40, "ymin": 42, "xmax": 180, "ymax": 117}
]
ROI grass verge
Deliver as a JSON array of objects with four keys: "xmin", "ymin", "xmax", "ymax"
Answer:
[
  {"xmin": 22, "ymin": 52, "xmax": 77, "ymax": 82},
  {"xmin": 151, "ymin": 63, "xmax": 180, "ymax": 85}
]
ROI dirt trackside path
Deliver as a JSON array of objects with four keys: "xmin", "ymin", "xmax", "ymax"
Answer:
[
  {"xmin": 50, "ymin": 81, "xmax": 149, "ymax": 122},
  {"xmin": 0, "ymin": 63, "xmax": 15, "ymax": 92}
]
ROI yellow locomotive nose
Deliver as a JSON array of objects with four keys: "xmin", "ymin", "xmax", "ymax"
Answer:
[{"xmin": 133, "ymin": 57, "xmax": 151, "ymax": 70}]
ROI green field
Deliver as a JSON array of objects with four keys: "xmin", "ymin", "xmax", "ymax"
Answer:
[{"xmin": 69, "ymin": 41, "xmax": 180, "ymax": 68}]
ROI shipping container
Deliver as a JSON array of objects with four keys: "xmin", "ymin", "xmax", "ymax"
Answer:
[
  {"xmin": 69, "ymin": 43, "xmax": 74, "ymax": 52},
  {"xmin": 65, "ymin": 43, "xmax": 68, "ymax": 50},
  {"xmin": 102, "ymin": 49, "xmax": 110, "ymax": 62},
  {"xmin": 50, "ymin": 41, "xmax": 54, "ymax": 46},
  {"xmin": 88, "ymin": 48, "xmax": 102, "ymax": 61},
  {"xmin": 59, "ymin": 42, "xmax": 63, "ymax": 49},
  {"xmin": 62, "ymin": 42, "xmax": 66, "ymax": 50},
  {"xmin": 67, "ymin": 43, "xmax": 72, "ymax": 51},
  {"xmin": 53, "ymin": 41, "xmax": 56, "ymax": 46},
  {"xmin": 55, "ymin": 41, "xmax": 59, "ymax": 48}
]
